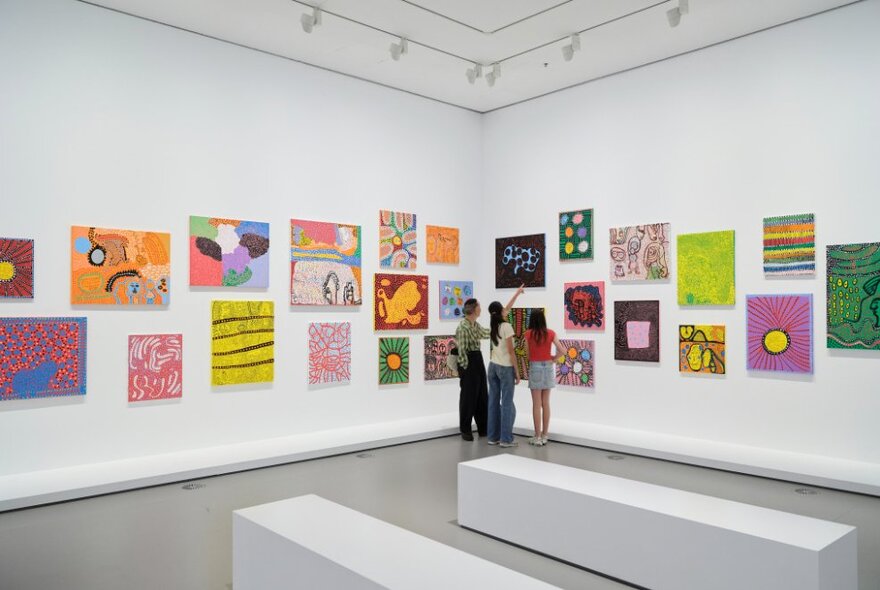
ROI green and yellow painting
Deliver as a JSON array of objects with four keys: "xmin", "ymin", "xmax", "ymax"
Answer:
[
  {"xmin": 826, "ymin": 242, "xmax": 880, "ymax": 350},
  {"xmin": 677, "ymin": 230, "xmax": 735, "ymax": 306}
]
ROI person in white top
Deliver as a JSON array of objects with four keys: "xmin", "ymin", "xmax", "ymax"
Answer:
[{"xmin": 486, "ymin": 285, "xmax": 524, "ymax": 447}]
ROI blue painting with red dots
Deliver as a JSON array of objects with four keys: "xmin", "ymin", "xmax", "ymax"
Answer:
[{"xmin": 0, "ymin": 317, "xmax": 87, "ymax": 400}]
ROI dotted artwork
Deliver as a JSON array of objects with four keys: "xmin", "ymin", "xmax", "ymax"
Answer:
[
  {"xmin": 495, "ymin": 234, "xmax": 545, "ymax": 288},
  {"xmin": 0, "ymin": 238, "xmax": 34, "ymax": 299},
  {"xmin": 0, "ymin": 317, "xmax": 87, "ymax": 400},
  {"xmin": 609, "ymin": 223, "xmax": 670, "ymax": 281},
  {"xmin": 763, "ymin": 213, "xmax": 815, "ymax": 276},
  {"xmin": 379, "ymin": 337, "xmax": 409, "ymax": 384},
  {"xmin": 747, "ymin": 294, "xmax": 813, "ymax": 373},
  {"xmin": 563, "ymin": 281, "xmax": 605, "ymax": 330},
  {"xmin": 426, "ymin": 225, "xmax": 459, "ymax": 264},
  {"xmin": 374, "ymin": 273, "xmax": 429, "ymax": 330},
  {"xmin": 679, "ymin": 325, "xmax": 725, "ymax": 374},
  {"xmin": 826, "ymin": 242, "xmax": 880, "ymax": 350},
  {"xmin": 507, "ymin": 307, "xmax": 543, "ymax": 382},
  {"xmin": 379, "ymin": 210, "xmax": 417, "ymax": 269},
  {"xmin": 308, "ymin": 322, "xmax": 352, "ymax": 385},
  {"xmin": 128, "ymin": 334, "xmax": 183, "ymax": 401},
  {"xmin": 439, "ymin": 280, "xmax": 473, "ymax": 320},
  {"xmin": 677, "ymin": 230, "xmax": 735, "ymax": 306},
  {"xmin": 211, "ymin": 300, "xmax": 274, "ymax": 386},
  {"xmin": 559, "ymin": 209, "xmax": 593, "ymax": 260},
  {"xmin": 556, "ymin": 339, "xmax": 594, "ymax": 388},
  {"xmin": 424, "ymin": 335, "xmax": 457, "ymax": 381},
  {"xmin": 613, "ymin": 301, "xmax": 660, "ymax": 362},
  {"xmin": 190, "ymin": 216, "xmax": 269, "ymax": 287},
  {"xmin": 291, "ymin": 219, "xmax": 362, "ymax": 306}
]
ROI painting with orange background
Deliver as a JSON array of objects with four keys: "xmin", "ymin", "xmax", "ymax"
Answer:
[
  {"xmin": 71, "ymin": 226, "xmax": 170, "ymax": 305},
  {"xmin": 426, "ymin": 225, "xmax": 459, "ymax": 264},
  {"xmin": 374, "ymin": 273, "xmax": 428, "ymax": 330}
]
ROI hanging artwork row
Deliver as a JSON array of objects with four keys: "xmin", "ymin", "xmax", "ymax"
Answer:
[{"xmin": 290, "ymin": 219, "xmax": 362, "ymax": 306}]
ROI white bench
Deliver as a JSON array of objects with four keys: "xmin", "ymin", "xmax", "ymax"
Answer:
[
  {"xmin": 233, "ymin": 494, "xmax": 559, "ymax": 590},
  {"xmin": 458, "ymin": 455, "xmax": 857, "ymax": 590}
]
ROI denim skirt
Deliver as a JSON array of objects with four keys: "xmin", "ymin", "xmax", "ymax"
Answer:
[{"xmin": 528, "ymin": 360, "xmax": 556, "ymax": 390}]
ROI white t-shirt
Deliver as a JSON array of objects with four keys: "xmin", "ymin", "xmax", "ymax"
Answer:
[{"xmin": 490, "ymin": 322, "xmax": 515, "ymax": 366}]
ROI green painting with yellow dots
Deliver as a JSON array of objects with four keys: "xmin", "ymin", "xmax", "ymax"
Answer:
[{"xmin": 826, "ymin": 243, "xmax": 880, "ymax": 350}]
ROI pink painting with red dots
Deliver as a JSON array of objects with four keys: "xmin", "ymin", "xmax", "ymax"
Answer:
[
  {"xmin": 0, "ymin": 317, "xmax": 87, "ymax": 400},
  {"xmin": 128, "ymin": 334, "xmax": 183, "ymax": 402}
]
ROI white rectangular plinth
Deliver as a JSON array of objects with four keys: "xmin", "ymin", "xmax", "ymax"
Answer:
[
  {"xmin": 233, "ymin": 494, "xmax": 558, "ymax": 590},
  {"xmin": 458, "ymin": 455, "xmax": 857, "ymax": 590}
]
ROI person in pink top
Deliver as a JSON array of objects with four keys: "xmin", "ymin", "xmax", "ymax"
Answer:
[{"xmin": 523, "ymin": 309, "xmax": 564, "ymax": 446}]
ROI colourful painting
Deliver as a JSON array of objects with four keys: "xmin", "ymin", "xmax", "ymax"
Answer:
[
  {"xmin": 374, "ymin": 273, "xmax": 429, "ymax": 330},
  {"xmin": 71, "ymin": 226, "xmax": 170, "ymax": 305},
  {"xmin": 679, "ymin": 325, "xmax": 725, "ymax": 374},
  {"xmin": 211, "ymin": 300, "xmax": 274, "ymax": 386},
  {"xmin": 609, "ymin": 223, "xmax": 670, "ymax": 281},
  {"xmin": 677, "ymin": 230, "xmax": 736, "ymax": 305},
  {"xmin": 614, "ymin": 301, "xmax": 660, "ymax": 362},
  {"xmin": 556, "ymin": 339, "xmax": 594, "ymax": 388},
  {"xmin": 128, "ymin": 334, "xmax": 183, "ymax": 402},
  {"xmin": 507, "ymin": 307, "xmax": 543, "ymax": 382},
  {"xmin": 308, "ymin": 322, "xmax": 351, "ymax": 385},
  {"xmin": 563, "ymin": 281, "xmax": 605, "ymax": 330},
  {"xmin": 559, "ymin": 209, "xmax": 593, "ymax": 260},
  {"xmin": 826, "ymin": 243, "xmax": 880, "ymax": 350},
  {"xmin": 379, "ymin": 337, "xmax": 409, "ymax": 384},
  {"xmin": 379, "ymin": 210, "xmax": 417, "ymax": 269},
  {"xmin": 495, "ymin": 234, "xmax": 545, "ymax": 288},
  {"xmin": 291, "ymin": 219, "xmax": 362, "ymax": 305},
  {"xmin": 189, "ymin": 216, "xmax": 269, "ymax": 287},
  {"xmin": 1, "ymin": 317, "xmax": 86, "ymax": 400},
  {"xmin": 440, "ymin": 280, "xmax": 473, "ymax": 320},
  {"xmin": 0, "ymin": 238, "xmax": 33, "ymax": 298},
  {"xmin": 763, "ymin": 213, "xmax": 815, "ymax": 276},
  {"xmin": 426, "ymin": 225, "xmax": 459, "ymax": 264},
  {"xmin": 746, "ymin": 295, "xmax": 813, "ymax": 372},
  {"xmin": 424, "ymin": 335, "xmax": 457, "ymax": 380}
]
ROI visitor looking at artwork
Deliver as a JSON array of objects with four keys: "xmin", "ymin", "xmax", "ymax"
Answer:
[
  {"xmin": 523, "ymin": 309, "xmax": 565, "ymax": 446},
  {"xmin": 486, "ymin": 286, "xmax": 526, "ymax": 447}
]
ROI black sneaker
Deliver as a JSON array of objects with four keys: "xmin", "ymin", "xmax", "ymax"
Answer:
[{"xmin": 461, "ymin": 433, "xmax": 474, "ymax": 441}]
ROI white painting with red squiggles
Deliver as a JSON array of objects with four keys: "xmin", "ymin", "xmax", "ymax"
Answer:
[{"xmin": 128, "ymin": 334, "xmax": 183, "ymax": 402}]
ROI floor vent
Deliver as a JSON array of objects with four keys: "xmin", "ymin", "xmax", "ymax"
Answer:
[
  {"xmin": 181, "ymin": 482, "xmax": 206, "ymax": 490},
  {"xmin": 794, "ymin": 487, "xmax": 819, "ymax": 495}
]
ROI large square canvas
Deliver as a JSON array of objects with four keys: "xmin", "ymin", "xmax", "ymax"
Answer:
[
  {"xmin": 211, "ymin": 300, "xmax": 274, "ymax": 386},
  {"xmin": 826, "ymin": 242, "xmax": 880, "ymax": 350},
  {"xmin": 71, "ymin": 226, "xmax": 170, "ymax": 305},
  {"xmin": 677, "ymin": 230, "xmax": 735, "ymax": 305},
  {"xmin": 746, "ymin": 294, "xmax": 813, "ymax": 373},
  {"xmin": 495, "ymin": 234, "xmax": 545, "ymax": 288},
  {"xmin": 559, "ymin": 209, "xmax": 593, "ymax": 260},
  {"xmin": 426, "ymin": 225, "xmax": 459, "ymax": 264},
  {"xmin": 374, "ymin": 273, "xmax": 429, "ymax": 330},
  {"xmin": 556, "ymin": 339, "xmax": 594, "ymax": 388},
  {"xmin": 1, "ymin": 317, "xmax": 86, "ymax": 400},
  {"xmin": 439, "ymin": 280, "xmax": 473, "ymax": 320},
  {"xmin": 614, "ymin": 301, "xmax": 660, "ymax": 362},
  {"xmin": 679, "ymin": 325, "xmax": 725, "ymax": 374},
  {"xmin": 0, "ymin": 238, "xmax": 34, "ymax": 298},
  {"xmin": 379, "ymin": 210, "xmax": 417, "ymax": 269},
  {"xmin": 308, "ymin": 322, "xmax": 351, "ymax": 385},
  {"xmin": 189, "ymin": 216, "xmax": 269, "ymax": 287},
  {"xmin": 763, "ymin": 213, "xmax": 815, "ymax": 276},
  {"xmin": 563, "ymin": 281, "xmax": 605, "ymax": 330},
  {"xmin": 290, "ymin": 219, "xmax": 362, "ymax": 305},
  {"xmin": 379, "ymin": 337, "xmax": 409, "ymax": 384},
  {"xmin": 609, "ymin": 223, "xmax": 670, "ymax": 281},
  {"xmin": 424, "ymin": 335, "xmax": 457, "ymax": 381},
  {"xmin": 507, "ymin": 307, "xmax": 544, "ymax": 382},
  {"xmin": 128, "ymin": 334, "xmax": 183, "ymax": 402}
]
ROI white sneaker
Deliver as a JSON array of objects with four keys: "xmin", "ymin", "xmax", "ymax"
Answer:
[
  {"xmin": 528, "ymin": 437, "xmax": 544, "ymax": 446},
  {"xmin": 499, "ymin": 441, "xmax": 518, "ymax": 448},
  {"xmin": 541, "ymin": 435, "xmax": 549, "ymax": 445}
]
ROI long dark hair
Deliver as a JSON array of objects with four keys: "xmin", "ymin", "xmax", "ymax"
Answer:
[
  {"xmin": 528, "ymin": 309, "xmax": 548, "ymax": 344},
  {"xmin": 488, "ymin": 301, "xmax": 505, "ymax": 346}
]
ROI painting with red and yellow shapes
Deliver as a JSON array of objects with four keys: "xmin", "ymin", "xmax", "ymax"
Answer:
[
  {"xmin": 374, "ymin": 273, "xmax": 428, "ymax": 330},
  {"xmin": 71, "ymin": 226, "xmax": 170, "ymax": 305},
  {"xmin": 426, "ymin": 225, "xmax": 459, "ymax": 264},
  {"xmin": 0, "ymin": 238, "xmax": 33, "ymax": 298},
  {"xmin": 1, "ymin": 317, "xmax": 87, "ymax": 400},
  {"xmin": 679, "ymin": 325, "xmax": 725, "ymax": 375},
  {"xmin": 379, "ymin": 210, "xmax": 417, "ymax": 269}
]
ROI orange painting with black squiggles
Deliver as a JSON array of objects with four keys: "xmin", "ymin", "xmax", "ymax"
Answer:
[
  {"xmin": 374, "ymin": 273, "xmax": 429, "ymax": 330},
  {"xmin": 70, "ymin": 226, "xmax": 170, "ymax": 305}
]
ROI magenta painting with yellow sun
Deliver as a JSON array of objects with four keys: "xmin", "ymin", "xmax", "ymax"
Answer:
[
  {"xmin": 379, "ymin": 210, "xmax": 417, "ymax": 269},
  {"xmin": 746, "ymin": 294, "xmax": 813, "ymax": 373},
  {"xmin": 0, "ymin": 238, "xmax": 33, "ymax": 299}
]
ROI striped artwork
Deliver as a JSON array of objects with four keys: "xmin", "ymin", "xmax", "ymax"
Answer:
[
  {"xmin": 763, "ymin": 213, "xmax": 815, "ymax": 276},
  {"xmin": 211, "ymin": 300, "xmax": 274, "ymax": 386}
]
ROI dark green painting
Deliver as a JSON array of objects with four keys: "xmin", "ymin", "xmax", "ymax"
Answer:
[{"xmin": 826, "ymin": 242, "xmax": 880, "ymax": 350}]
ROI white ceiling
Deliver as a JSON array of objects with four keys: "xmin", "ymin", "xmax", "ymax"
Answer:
[{"xmin": 82, "ymin": 0, "xmax": 860, "ymax": 112}]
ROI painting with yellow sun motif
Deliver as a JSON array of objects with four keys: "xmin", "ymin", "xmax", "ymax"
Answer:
[
  {"xmin": 379, "ymin": 337, "xmax": 409, "ymax": 384},
  {"xmin": 374, "ymin": 273, "xmax": 428, "ymax": 330},
  {"xmin": 0, "ymin": 238, "xmax": 33, "ymax": 298},
  {"xmin": 679, "ymin": 325, "xmax": 725, "ymax": 374},
  {"xmin": 747, "ymin": 294, "xmax": 812, "ymax": 373}
]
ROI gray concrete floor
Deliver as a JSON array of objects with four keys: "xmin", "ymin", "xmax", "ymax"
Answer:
[{"xmin": 0, "ymin": 435, "xmax": 877, "ymax": 589}]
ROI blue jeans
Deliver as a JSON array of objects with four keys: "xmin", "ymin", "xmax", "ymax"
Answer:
[{"xmin": 487, "ymin": 362, "xmax": 517, "ymax": 443}]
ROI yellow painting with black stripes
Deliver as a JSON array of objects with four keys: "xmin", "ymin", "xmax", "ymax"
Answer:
[{"xmin": 211, "ymin": 300, "xmax": 274, "ymax": 386}]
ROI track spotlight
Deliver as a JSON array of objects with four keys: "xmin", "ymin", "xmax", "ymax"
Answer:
[
  {"xmin": 466, "ymin": 64, "xmax": 483, "ymax": 84},
  {"xmin": 390, "ymin": 37, "xmax": 409, "ymax": 61},
  {"xmin": 562, "ymin": 33, "xmax": 581, "ymax": 62},
  {"xmin": 300, "ymin": 6, "xmax": 322, "ymax": 34},
  {"xmin": 666, "ymin": 0, "xmax": 689, "ymax": 27},
  {"xmin": 485, "ymin": 63, "xmax": 501, "ymax": 87}
]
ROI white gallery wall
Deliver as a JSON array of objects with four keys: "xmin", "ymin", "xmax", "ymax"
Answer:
[
  {"xmin": 482, "ymin": 0, "xmax": 880, "ymax": 463},
  {"xmin": 0, "ymin": 0, "xmax": 482, "ymax": 475}
]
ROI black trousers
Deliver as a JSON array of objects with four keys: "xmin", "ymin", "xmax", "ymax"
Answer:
[{"xmin": 459, "ymin": 351, "xmax": 488, "ymax": 435}]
